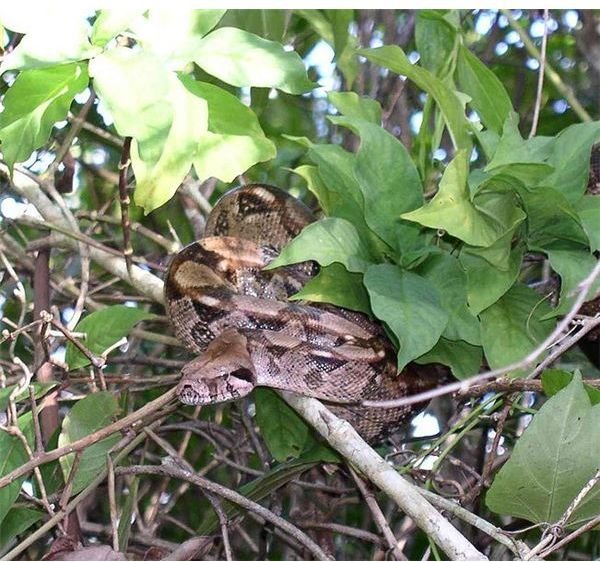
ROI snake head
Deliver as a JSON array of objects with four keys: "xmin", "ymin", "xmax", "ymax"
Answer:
[{"xmin": 176, "ymin": 329, "xmax": 257, "ymax": 405}]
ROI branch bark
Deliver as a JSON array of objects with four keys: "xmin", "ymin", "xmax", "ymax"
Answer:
[{"xmin": 281, "ymin": 392, "xmax": 487, "ymax": 560}]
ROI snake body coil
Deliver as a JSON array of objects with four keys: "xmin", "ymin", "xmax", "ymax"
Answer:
[{"xmin": 165, "ymin": 184, "xmax": 446, "ymax": 442}]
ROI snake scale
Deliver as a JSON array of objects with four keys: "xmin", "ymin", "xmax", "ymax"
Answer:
[{"xmin": 165, "ymin": 184, "xmax": 447, "ymax": 442}]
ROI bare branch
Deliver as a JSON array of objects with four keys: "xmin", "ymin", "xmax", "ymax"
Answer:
[{"xmin": 281, "ymin": 392, "xmax": 488, "ymax": 561}]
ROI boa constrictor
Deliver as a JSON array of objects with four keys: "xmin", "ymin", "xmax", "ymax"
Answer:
[{"xmin": 165, "ymin": 184, "xmax": 447, "ymax": 442}]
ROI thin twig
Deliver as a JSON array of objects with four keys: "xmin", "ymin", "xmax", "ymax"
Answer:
[
  {"xmin": 525, "ymin": 533, "xmax": 555, "ymax": 560},
  {"xmin": 528, "ymin": 315, "xmax": 600, "ymax": 379},
  {"xmin": 28, "ymin": 386, "xmax": 45, "ymax": 455},
  {"xmin": 118, "ymin": 137, "xmax": 133, "ymax": 279},
  {"xmin": 556, "ymin": 468, "xmax": 600, "ymax": 531},
  {"xmin": 77, "ymin": 211, "xmax": 179, "ymax": 252},
  {"xmin": 463, "ymin": 395, "xmax": 514, "ymax": 506},
  {"xmin": 501, "ymin": 9, "xmax": 591, "ymax": 122},
  {"xmin": 35, "ymin": 168, "xmax": 90, "ymax": 331},
  {"xmin": 0, "ymin": 424, "xmax": 55, "ymax": 519},
  {"xmin": 107, "ymin": 456, "xmax": 119, "ymax": 552},
  {"xmin": 115, "ymin": 464, "xmax": 333, "ymax": 561},
  {"xmin": 207, "ymin": 492, "xmax": 234, "ymax": 561},
  {"xmin": 0, "ymin": 248, "xmax": 28, "ymax": 359},
  {"xmin": 301, "ymin": 521, "xmax": 384, "ymax": 546},
  {"xmin": 0, "ymin": 388, "xmax": 178, "ymax": 489},
  {"xmin": 349, "ymin": 467, "xmax": 407, "ymax": 560},
  {"xmin": 49, "ymin": 313, "xmax": 103, "ymax": 367},
  {"xmin": 538, "ymin": 512, "xmax": 600, "ymax": 558},
  {"xmin": 59, "ymin": 451, "xmax": 82, "ymax": 515},
  {"xmin": 529, "ymin": 9, "xmax": 549, "ymax": 138},
  {"xmin": 49, "ymin": 91, "xmax": 96, "ymax": 175}
]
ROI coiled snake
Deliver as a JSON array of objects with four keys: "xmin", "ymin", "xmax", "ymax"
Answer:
[{"xmin": 165, "ymin": 184, "xmax": 447, "ymax": 442}]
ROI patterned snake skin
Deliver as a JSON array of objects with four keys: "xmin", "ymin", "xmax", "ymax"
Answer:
[{"xmin": 165, "ymin": 184, "xmax": 447, "ymax": 442}]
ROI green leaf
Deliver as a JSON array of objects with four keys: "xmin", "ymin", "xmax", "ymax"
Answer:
[
  {"xmin": 301, "ymin": 144, "xmax": 383, "ymax": 256},
  {"xmin": 297, "ymin": 10, "xmax": 358, "ymax": 87},
  {"xmin": 0, "ymin": 14, "xmax": 99, "ymax": 72},
  {"xmin": 296, "ymin": 10, "xmax": 334, "ymax": 41},
  {"xmin": 90, "ymin": 49, "xmax": 209, "ymax": 211},
  {"xmin": 519, "ymin": 187, "xmax": 589, "ymax": 249},
  {"xmin": 458, "ymin": 220, "xmax": 519, "ymax": 271},
  {"xmin": 223, "ymin": 10, "xmax": 288, "ymax": 41},
  {"xmin": 0, "ymin": 382, "xmax": 56, "ymax": 412},
  {"xmin": 328, "ymin": 91, "xmax": 381, "ymax": 124},
  {"xmin": 486, "ymin": 113, "xmax": 552, "ymax": 170},
  {"xmin": 291, "ymin": 263, "xmax": 372, "ymax": 315},
  {"xmin": 194, "ymin": 133, "xmax": 276, "ymax": 184},
  {"xmin": 471, "ymin": 188, "xmax": 526, "ymax": 246},
  {"xmin": 65, "ymin": 305, "xmax": 155, "ymax": 369},
  {"xmin": 306, "ymin": 144, "xmax": 363, "ymax": 212},
  {"xmin": 541, "ymin": 369, "xmax": 574, "ymax": 397},
  {"xmin": 292, "ymin": 164, "xmax": 335, "ymax": 213},
  {"xmin": 402, "ymin": 150, "xmax": 521, "ymax": 247},
  {"xmin": 359, "ymin": 45, "xmax": 472, "ymax": 151},
  {"xmin": 131, "ymin": 75, "xmax": 208, "ymax": 212},
  {"xmin": 89, "ymin": 47, "xmax": 174, "ymax": 161},
  {"xmin": 479, "ymin": 283, "xmax": 555, "ymax": 373},
  {"xmin": 0, "ymin": 413, "xmax": 34, "ymax": 525},
  {"xmin": 90, "ymin": 9, "xmax": 145, "ymax": 47},
  {"xmin": 132, "ymin": 9, "xmax": 226, "ymax": 68},
  {"xmin": 180, "ymin": 78, "xmax": 276, "ymax": 183},
  {"xmin": 415, "ymin": 11, "xmax": 457, "ymax": 75},
  {"xmin": 0, "ymin": 507, "xmax": 44, "ymax": 549},
  {"xmin": 0, "ymin": 63, "xmax": 88, "ymax": 168},
  {"xmin": 542, "ymin": 369, "xmax": 600, "ymax": 405},
  {"xmin": 193, "ymin": 27, "xmax": 314, "ymax": 94},
  {"xmin": 364, "ymin": 264, "xmax": 448, "ymax": 370},
  {"xmin": 576, "ymin": 195, "xmax": 600, "ymax": 252},
  {"xmin": 331, "ymin": 116, "xmax": 424, "ymax": 252},
  {"xmin": 456, "ymin": 45, "xmax": 512, "ymax": 135},
  {"xmin": 183, "ymin": 79, "xmax": 264, "ymax": 138},
  {"xmin": 416, "ymin": 337, "xmax": 482, "ymax": 380},
  {"xmin": 417, "ymin": 253, "xmax": 480, "ymax": 345},
  {"xmin": 459, "ymin": 242, "xmax": 524, "ymax": 314},
  {"xmin": 545, "ymin": 248, "xmax": 600, "ymax": 316},
  {"xmin": 545, "ymin": 122, "xmax": 600, "ymax": 203},
  {"xmin": 326, "ymin": 10, "xmax": 359, "ymax": 87},
  {"xmin": 58, "ymin": 392, "xmax": 121, "ymax": 495},
  {"xmin": 487, "ymin": 374, "xmax": 600, "ymax": 528},
  {"xmin": 255, "ymin": 389, "xmax": 310, "ymax": 461},
  {"xmin": 483, "ymin": 163, "xmax": 553, "ymax": 189},
  {"xmin": 267, "ymin": 218, "xmax": 372, "ymax": 274}
]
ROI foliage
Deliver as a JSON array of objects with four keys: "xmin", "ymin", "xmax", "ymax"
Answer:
[
  {"xmin": 0, "ymin": 8, "xmax": 600, "ymax": 561},
  {"xmin": 487, "ymin": 374, "xmax": 600, "ymax": 529}
]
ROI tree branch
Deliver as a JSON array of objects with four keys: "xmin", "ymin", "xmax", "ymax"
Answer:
[
  {"xmin": 2, "ymin": 164, "xmax": 164, "ymax": 304},
  {"xmin": 281, "ymin": 392, "xmax": 488, "ymax": 560}
]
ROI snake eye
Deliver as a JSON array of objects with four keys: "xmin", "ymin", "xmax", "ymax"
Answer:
[{"xmin": 230, "ymin": 368, "xmax": 254, "ymax": 383}]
